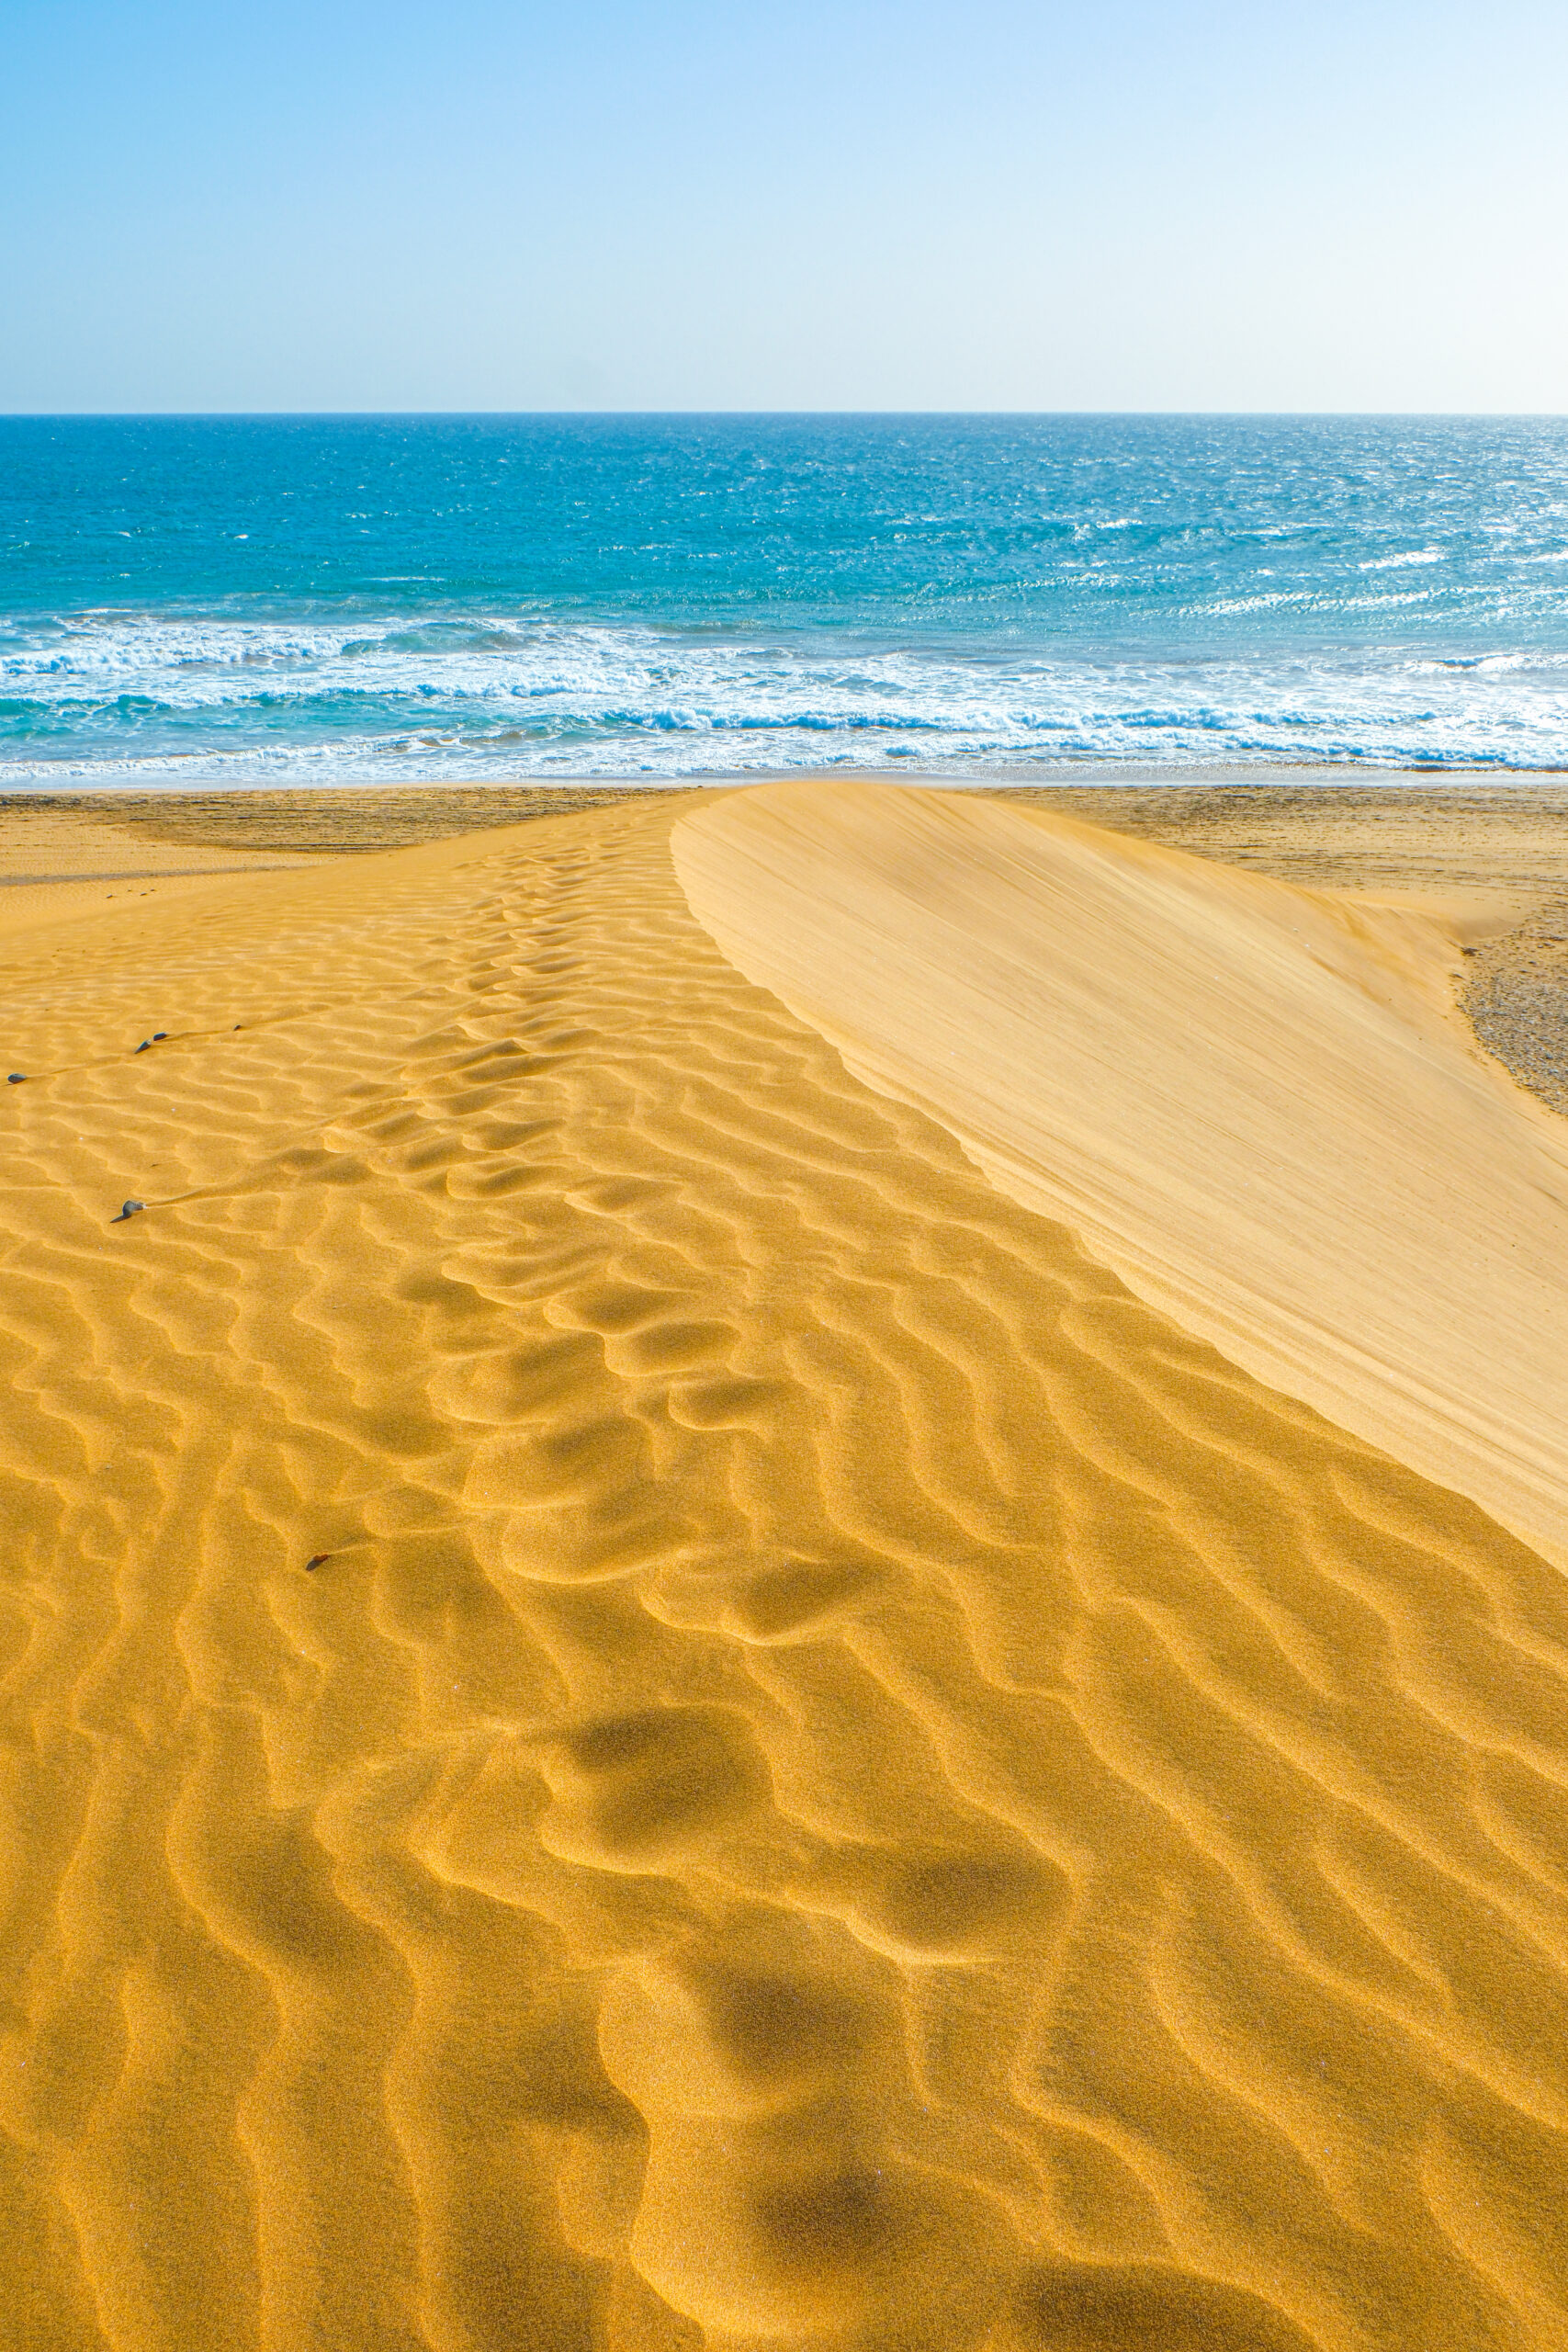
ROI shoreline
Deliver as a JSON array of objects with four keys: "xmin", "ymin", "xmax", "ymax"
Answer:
[{"xmin": 6, "ymin": 757, "xmax": 1568, "ymax": 802}]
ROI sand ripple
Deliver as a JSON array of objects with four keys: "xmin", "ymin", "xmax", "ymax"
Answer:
[{"xmin": 1, "ymin": 795, "xmax": 1566, "ymax": 2348}]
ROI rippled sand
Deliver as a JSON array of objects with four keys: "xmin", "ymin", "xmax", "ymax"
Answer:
[{"xmin": 4, "ymin": 783, "xmax": 1568, "ymax": 2352}]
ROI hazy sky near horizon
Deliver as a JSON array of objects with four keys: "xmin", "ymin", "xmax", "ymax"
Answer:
[{"xmin": 5, "ymin": 0, "xmax": 1567, "ymax": 413}]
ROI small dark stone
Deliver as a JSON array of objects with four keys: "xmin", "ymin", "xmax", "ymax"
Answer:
[
  {"xmin": 134, "ymin": 1040, "xmax": 151, "ymax": 1053},
  {"xmin": 6, "ymin": 1073, "xmax": 23, "ymax": 1084},
  {"xmin": 112, "ymin": 1199, "xmax": 146, "ymax": 1223},
  {"xmin": 304, "ymin": 1554, "xmax": 331, "ymax": 1572},
  {"xmin": 152, "ymin": 1032, "xmax": 168, "ymax": 1040}
]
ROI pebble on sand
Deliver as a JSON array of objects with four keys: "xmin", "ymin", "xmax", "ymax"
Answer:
[{"xmin": 112, "ymin": 1200, "xmax": 146, "ymax": 1224}]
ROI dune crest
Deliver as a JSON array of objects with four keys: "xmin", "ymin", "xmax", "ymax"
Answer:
[
  {"xmin": 673, "ymin": 779, "xmax": 1568, "ymax": 1566},
  {"xmin": 4, "ymin": 793, "xmax": 1568, "ymax": 2349}
]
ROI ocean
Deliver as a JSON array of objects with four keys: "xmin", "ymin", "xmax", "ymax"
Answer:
[{"xmin": 3, "ymin": 413, "xmax": 1567, "ymax": 790}]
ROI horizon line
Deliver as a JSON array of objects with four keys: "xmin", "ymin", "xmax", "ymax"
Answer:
[{"xmin": 5, "ymin": 406, "xmax": 1568, "ymax": 423}]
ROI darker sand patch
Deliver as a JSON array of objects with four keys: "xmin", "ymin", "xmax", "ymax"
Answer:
[{"xmin": 0, "ymin": 783, "xmax": 697, "ymax": 855}]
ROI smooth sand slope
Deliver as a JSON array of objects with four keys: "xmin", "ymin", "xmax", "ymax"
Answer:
[
  {"xmin": 675, "ymin": 782, "xmax": 1568, "ymax": 1567},
  {"xmin": 2, "ymin": 786, "xmax": 1567, "ymax": 2352}
]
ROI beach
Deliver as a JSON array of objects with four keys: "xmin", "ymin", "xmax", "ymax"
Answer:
[{"xmin": 4, "ymin": 775, "xmax": 1568, "ymax": 2352}]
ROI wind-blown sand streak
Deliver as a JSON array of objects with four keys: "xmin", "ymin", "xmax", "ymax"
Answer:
[{"xmin": 1, "ymin": 788, "xmax": 1566, "ymax": 2351}]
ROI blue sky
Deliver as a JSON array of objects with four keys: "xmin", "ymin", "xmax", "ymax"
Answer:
[{"xmin": 5, "ymin": 0, "xmax": 1566, "ymax": 411}]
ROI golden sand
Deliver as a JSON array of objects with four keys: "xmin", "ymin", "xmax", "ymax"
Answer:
[
  {"xmin": 674, "ymin": 784, "xmax": 1568, "ymax": 1565},
  {"xmin": 3, "ymin": 782, "xmax": 1568, "ymax": 2352}
]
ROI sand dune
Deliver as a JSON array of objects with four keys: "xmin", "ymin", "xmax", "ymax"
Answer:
[
  {"xmin": 2, "ymin": 786, "xmax": 1567, "ymax": 2352},
  {"xmin": 675, "ymin": 781, "xmax": 1568, "ymax": 1567}
]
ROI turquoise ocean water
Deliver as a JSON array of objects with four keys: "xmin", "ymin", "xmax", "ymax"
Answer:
[{"xmin": 3, "ymin": 413, "xmax": 1567, "ymax": 789}]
